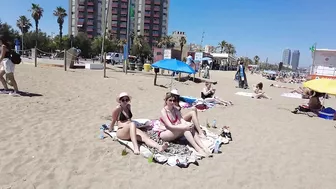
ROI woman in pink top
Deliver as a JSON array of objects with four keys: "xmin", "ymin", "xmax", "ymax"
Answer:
[{"xmin": 158, "ymin": 92, "xmax": 211, "ymax": 157}]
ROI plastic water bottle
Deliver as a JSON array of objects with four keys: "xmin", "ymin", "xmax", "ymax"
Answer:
[
  {"xmin": 214, "ymin": 139, "xmax": 221, "ymax": 153},
  {"xmin": 212, "ymin": 119, "xmax": 217, "ymax": 128},
  {"xmin": 99, "ymin": 127, "xmax": 105, "ymax": 139}
]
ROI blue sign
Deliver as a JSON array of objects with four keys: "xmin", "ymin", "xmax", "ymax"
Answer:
[
  {"xmin": 14, "ymin": 39, "xmax": 20, "ymax": 46},
  {"xmin": 123, "ymin": 44, "xmax": 128, "ymax": 60}
]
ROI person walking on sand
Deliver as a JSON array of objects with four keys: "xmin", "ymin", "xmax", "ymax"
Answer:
[
  {"xmin": 235, "ymin": 60, "xmax": 248, "ymax": 89},
  {"xmin": 0, "ymin": 35, "xmax": 19, "ymax": 96}
]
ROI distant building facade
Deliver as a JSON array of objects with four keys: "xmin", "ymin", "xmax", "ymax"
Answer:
[
  {"xmin": 68, "ymin": 0, "xmax": 170, "ymax": 46},
  {"xmin": 282, "ymin": 49, "xmax": 291, "ymax": 65},
  {"xmin": 291, "ymin": 50, "xmax": 300, "ymax": 70},
  {"xmin": 171, "ymin": 31, "xmax": 186, "ymax": 47}
]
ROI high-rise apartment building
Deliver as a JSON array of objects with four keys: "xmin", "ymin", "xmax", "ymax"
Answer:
[
  {"xmin": 282, "ymin": 49, "xmax": 291, "ymax": 65},
  {"xmin": 133, "ymin": 0, "xmax": 169, "ymax": 46},
  {"xmin": 68, "ymin": 0, "xmax": 104, "ymax": 39},
  {"xmin": 68, "ymin": 0, "xmax": 169, "ymax": 46},
  {"xmin": 291, "ymin": 50, "xmax": 300, "ymax": 70}
]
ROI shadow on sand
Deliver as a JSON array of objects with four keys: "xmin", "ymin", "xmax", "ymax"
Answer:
[{"xmin": 0, "ymin": 89, "xmax": 43, "ymax": 97}]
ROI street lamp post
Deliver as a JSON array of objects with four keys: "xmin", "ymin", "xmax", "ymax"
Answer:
[
  {"xmin": 21, "ymin": 25, "xmax": 24, "ymax": 53},
  {"xmin": 100, "ymin": 0, "xmax": 111, "ymax": 63}
]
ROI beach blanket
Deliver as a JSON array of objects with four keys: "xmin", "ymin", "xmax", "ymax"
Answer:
[
  {"xmin": 101, "ymin": 119, "xmax": 229, "ymax": 167},
  {"xmin": 235, "ymin": 91, "xmax": 254, "ymax": 97},
  {"xmin": 179, "ymin": 96, "xmax": 216, "ymax": 111},
  {"xmin": 281, "ymin": 92, "xmax": 302, "ymax": 99}
]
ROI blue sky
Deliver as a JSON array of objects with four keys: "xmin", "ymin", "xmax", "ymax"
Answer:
[{"xmin": 2, "ymin": 0, "xmax": 336, "ymax": 67}]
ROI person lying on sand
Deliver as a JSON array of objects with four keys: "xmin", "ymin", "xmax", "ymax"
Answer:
[
  {"xmin": 109, "ymin": 92, "xmax": 168, "ymax": 155},
  {"xmin": 158, "ymin": 92, "xmax": 211, "ymax": 157},
  {"xmin": 290, "ymin": 87, "xmax": 311, "ymax": 99},
  {"xmin": 201, "ymin": 82, "xmax": 233, "ymax": 106},
  {"xmin": 252, "ymin": 82, "xmax": 271, "ymax": 99},
  {"xmin": 170, "ymin": 89, "xmax": 206, "ymax": 138}
]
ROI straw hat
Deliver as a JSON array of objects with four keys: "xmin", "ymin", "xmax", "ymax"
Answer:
[
  {"xmin": 116, "ymin": 92, "xmax": 132, "ymax": 102},
  {"xmin": 170, "ymin": 89, "xmax": 179, "ymax": 96}
]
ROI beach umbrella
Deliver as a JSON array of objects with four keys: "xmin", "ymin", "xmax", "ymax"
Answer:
[
  {"xmin": 201, "ymin": 57, "xmax": 212, "ymax": 61},
  {"xmin": 152, "ymin": 59, "xmax": 196, "ymax": 89},
  {"xmin": 152, "ymin": 59, "xmax": 196, "ymax": 74},
  {"xmin": 303, "ymin": 78, "xmax": 336, "ymax": 95}
]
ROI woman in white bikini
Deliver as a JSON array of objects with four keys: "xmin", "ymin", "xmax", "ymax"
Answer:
[
  {"xmin": 109, "ymin": 92, "xmax": 168, "ymax": 155},
  {"xmin": 158, "ymin": 92, "xmax": 211, "ymax": 157}
]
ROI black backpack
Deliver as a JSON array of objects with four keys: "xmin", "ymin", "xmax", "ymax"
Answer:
[{"xmin": 10, "ymin": 51, "xmax": 22, "ymax": 64}]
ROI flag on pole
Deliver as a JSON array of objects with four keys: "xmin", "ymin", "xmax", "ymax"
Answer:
[
  {"xmin": 129, "ymin": 4, "xmax": 134, "ymax": 18},
  {"xmin": 309, "ymin": 44, "xmax": 316, "ymax": 52}
]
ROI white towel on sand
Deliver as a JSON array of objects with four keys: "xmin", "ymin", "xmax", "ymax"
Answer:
[
  {"xmin": 235, "ymin": 92, "xmax": 254, "ymax": 97},
  {"xmin": 281, "ymin": 93, "xmax": 302, "ymax": 99}
]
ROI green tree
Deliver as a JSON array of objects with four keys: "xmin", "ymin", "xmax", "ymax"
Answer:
[
  {"xmin": 53, "ymin": 6, "xmax": 67, "ymax": 49},
  {"xmin": 179, "ymin": 36, "xmax": 186, "ymax": 60},
  {"xmin": 16, "ymin": 16, "xmax": 32, "ymax": 50},
  {"xmin": 253, "ymin": 55, "xmax": 260, "ymax": 65},
  {"xmin": 131, "ymin": 35, "xmax": 152, "ymax": 64},
  {"xmin": 218, "ymin": 40, "xmax": 227, "ymax": 53},
  {"xmin": 225, "ymin": 43, "xmax": 236, "ymax": 55},
  {"xmin": 117, "ymin": 39, "xmax": 127, "ymax": 53},
  {"xmin": 91, "ymin": 36, "xmax": 118, "ymax": 56},
  {"xmin": 73, "ymin": 32, "xmax": 92, "ymax": 58},
  {"xmin": 23, "ymin": 30, "xmax": 53, "ymax": 54},
  {"xmin": 30, "ymin": 3, "xmax": 44, "ymax": 48},
  {"xmin": 16, "ymin": 16, "xmax": 32, "ymax": 34},
  {"xmin": 157, "ymin": 35, "xmax": 174, "ymax": 48},
  {"xmin": 0, "ymin": 21, "xmax": 20, "ymax": 48}
]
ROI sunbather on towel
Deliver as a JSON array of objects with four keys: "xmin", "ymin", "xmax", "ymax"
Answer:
[
  {"xmin": 170, "ymin": 89, "xmax": 206, "ymax": 138},
  {"xmin": 201, "ymin": 82, "xmax": 233, "ymax": 106},
  {"xmin": 292, "ymin": 91, "xmax": 325, "ymax": 115},
  {"xmin": 109, "ymin": 92, "xmax": 168, "ymax": 155},
  {"xmin": 158, "ymin": 92, "xmax": 211, "ymax": 157},
  {"xmin": 289, "ymin": 87, "xmax": 311, "ymax": 99},
  {"xmin": 252, "ymin": 82, "xmax": 271, "ymax": 99}
]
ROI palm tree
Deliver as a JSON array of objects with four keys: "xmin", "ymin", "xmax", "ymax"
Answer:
[
  {"xmin": 133, "ymin": 35, "xmax": 144, "ymax": 48},
  {"xmin": 179, "ymin": 36, "xmax": 186, "ymax": 60},
  {"xmin": 253, "ymin": 55, "xmax": 260, "ymax": 65},
  {"xmin": 30, "ymin": 3, "xmax": 44, "ymax": 48},
  {"xmin": 16, "ymin": 16, "xmax": 32, "ymax": 50},
  {"xmin": 158, "ymin": 35, "xmax": 174, "ymax": 48},
  {"xmin": 225, "ymin": 43, "xmax": 236, "ymax": 55},
  {"xmin": 117, "ymin": 39, "xmax": 127, "ymax": 53},
  {"xmin": 53, "ymin": 6, "xmax": 67, "ymax": 49},
  {"xmin": 218, "ymin": 40, "xmax": 227, "ymax": 53}
]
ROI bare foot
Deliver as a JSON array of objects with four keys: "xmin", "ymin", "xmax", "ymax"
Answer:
[
  {"xmin": 197, "ymin": 150, "xmax": 208, "ymax": 157},
  {"xmin": 199, "ymin": 133, "xmax": 206, "ymax": 138},
  {"xmin": 133, "ymin": 150, "xmax": 140, "ymax": 155},
  {"xmin": 159, "ymin": 142, "xmax": 169, "ymax": 152}
]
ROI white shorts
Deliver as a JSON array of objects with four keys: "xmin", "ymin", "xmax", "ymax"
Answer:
[{"xmin": 0, "ymin": 58, "xmax": 15, "ymax": 74}]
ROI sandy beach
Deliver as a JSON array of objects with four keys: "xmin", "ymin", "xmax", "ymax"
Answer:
[{"xmin": 1, "ymin": 64, "xmax": 336, "ymax": 189}]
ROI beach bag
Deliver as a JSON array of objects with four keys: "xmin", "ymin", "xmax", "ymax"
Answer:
[{"xmin": 10, "ymin": 51, "xmax": 22, "ymax": 64}]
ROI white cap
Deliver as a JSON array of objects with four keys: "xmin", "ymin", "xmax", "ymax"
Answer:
[{"xmin": 170, "ymin": 89, "xmax": 179, "ymax": 96}]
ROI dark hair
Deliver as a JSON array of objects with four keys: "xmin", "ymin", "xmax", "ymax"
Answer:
[
  {"xmin": 311, "ymin": 91, "xmax": 325, "ymax": 98},
  {"xmin": 256, "ymin": 82, "xmax": 263, "ymax": 90},
  {"xmin": 0, "ymin": 35, "xmax": 10, "ymax": 47}
]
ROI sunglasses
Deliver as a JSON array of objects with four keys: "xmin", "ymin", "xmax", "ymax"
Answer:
[
  {"xmin": 120, "ymin": 98, "xmax": 130, "ymax": 102},
  {"xmin": 168, "ymin": 99, "xmax": 177, "ymax": 102}
]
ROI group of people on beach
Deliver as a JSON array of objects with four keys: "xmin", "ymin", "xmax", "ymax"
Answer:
[
  {"xmin": 108, "ymin": 81, "xmax": 232, "ymax": 157},
  {"xmin": 0, "ymin": 35, "xmax": 19, "ymax": 96}
]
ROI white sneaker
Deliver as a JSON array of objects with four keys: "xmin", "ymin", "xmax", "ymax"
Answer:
[{"xmin": 9, "ymin": 91, "xmax": 20, "ymax": 97}]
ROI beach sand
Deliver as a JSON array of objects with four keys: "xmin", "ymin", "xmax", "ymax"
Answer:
[{"xmin": 0, "ymin": 64, "xmax": 336, "ymax": 189}]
